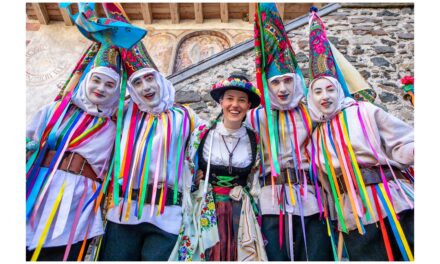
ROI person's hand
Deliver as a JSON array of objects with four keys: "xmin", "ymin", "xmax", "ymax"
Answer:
[{"xmin": 195, "ymin": 169, "xmax": 204, "ymax": 186}]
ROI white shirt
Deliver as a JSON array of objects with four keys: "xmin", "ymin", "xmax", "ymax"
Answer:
[{"xmin": 26, "ymin": 102, "xmax": 115, "ymax": 249}]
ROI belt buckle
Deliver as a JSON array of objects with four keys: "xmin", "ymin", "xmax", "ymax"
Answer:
[
  {"xmin": 65, "ymin": 152, "xmax": 76, "ymax": 174},
  {"xmin": 65, "ymin": 152, "xmax": 86, "ymax": 175}
]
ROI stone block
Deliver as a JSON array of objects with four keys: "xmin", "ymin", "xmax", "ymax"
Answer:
[
  {"xmin": 379, "ymin": 91, "xmax": 399, "ymax": 103},
  {"xmin": 398, "ymin": 33, "xmax": 414, "ymax": 39},
  {"xmin": 371, "ymin": 57, "xmax": 390, "ymax": 67},
  {"xmin": 373, "ymin": 46, "xmax": 395, "ymax": 54},
  {"xmin": 175, "ymin": 90, "xmax": 202, "ymax": 103},
  {"xmin": 377, "ymin": 10, "xmax": 399, "ymax": 17}
]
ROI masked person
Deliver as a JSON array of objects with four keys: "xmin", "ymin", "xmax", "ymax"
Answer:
[
  {"xmin": 247, "ymin": 3, "xmax": 334, "ymax": 261},
  {"xmin": 171, "ymin": 74, "xmax": 267, "ymax": 261},
  {"xmin": 96, "ymin": 6, "xmax": 201, "ymax": 260},
  {"xmin": 26, "ymin": 43, "xmax": 121, "ymax": 261},
  {"xmin": 306, "ymin": 7, "xmax": 414, "ymax": 261}
]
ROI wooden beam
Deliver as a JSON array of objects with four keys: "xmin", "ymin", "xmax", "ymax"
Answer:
[
  {"xmin": 59, "ymin": 5, "xmax": 73, "ymax": 26},
  {"xmin": 194, "ymin": 3, "xmax": 203, "ymax": 24},
  {"xmin": 33, "ymin": 3, "xmax": 50, "ymax": 25},
  {"xmin": 276, "ymin": 3, "xmax": 285, "ymax": 21},
  {"xmin": 140, "ymin": 3, "xmax": 153, "ymax": 24},
  {"xmin": 169, "ymin": 3, "xmax": 180, "ymax": 24},
  {"xmin": 248, "ymin": 3, "xmax": 255, "ymax": 24},
  {"xmin": 312, "ymin": 3, "xmax": 325, "ymax": 9},
  {"xmin": 220, "ymin": 3, "xmax": 228, "ymax": 23}
]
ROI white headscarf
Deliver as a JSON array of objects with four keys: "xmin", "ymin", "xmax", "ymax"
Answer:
[
  {"xmin": 307, "ymin": 76, "xmax": 356, "ymax": 122},
  {"xmin": 71, "ymin": 66, "xmax": 121, "ymax": 118},
  {"xmin": 126, "ymin": 68, "xmax": 175, "ymax": 115},
  {"xmin": 267, "ymin": 73, "xmax": 304, "ymax": 110}
]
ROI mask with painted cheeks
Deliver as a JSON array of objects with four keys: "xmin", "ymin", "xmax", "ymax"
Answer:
[
  {"xmin": 131, "ymin": 72, "xmax": 161, "ymax": 109},
  {"xmin": 309, "ymin": 77, "xmax": 339, "ymax": 116},
  {"xmin": 219, "ymin": 89, "xmax": 251, "ymax": 126},
  {"xmin": 268, "ymin": 74, "xmax": 295, "ymax": 107},
  {"xmin": 85, "ymin": 72, "xmax": 119, "ymax": 107}
]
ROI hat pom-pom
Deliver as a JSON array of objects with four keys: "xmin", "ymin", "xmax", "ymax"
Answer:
[{"xmin": 310, "ymin": 6, "xmax": 318, "ymax": 13}]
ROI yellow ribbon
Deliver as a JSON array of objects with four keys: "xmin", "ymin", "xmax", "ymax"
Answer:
[
  {"xmin": 339, "ymin": 113, "xmax": 377, "ymax": 223},
  {"xmin": 378, "ymin": 184, "xmax": 413, "ymax": 261},
  {"xmin": 280, "ymin": 111, "xmax": 296, "ymax": 206},
  {"xmin": 31, "ymin": 181, "xmax": 66, "ymax": 261}
]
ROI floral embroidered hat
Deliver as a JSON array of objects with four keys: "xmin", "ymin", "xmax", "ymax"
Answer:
[
  {"xmin": 254, "ymin": 3, "xmax": 307, "ymax": 107},
  {"xmin": 309, "ymin": 6, "xmax": 376, "ymax": 102},
  {"xmin": 101, "ymin": 3, "xmax": 159, "ymax": 79},
  {"xmin": 211, "ymin": 74, "xmax": 261, "ymax": 109}
]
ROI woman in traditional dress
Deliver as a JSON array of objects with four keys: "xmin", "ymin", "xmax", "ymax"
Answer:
[{"xmin": 171, "ymin": 74, "xmax": 267, "ymax": 261}]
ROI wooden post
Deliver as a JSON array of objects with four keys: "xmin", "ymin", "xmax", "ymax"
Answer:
[
  {"xmin": 194, "ymin": 3, "xmax": 203, "ymax": 24},
  {"xmin": 220, "ymin": 3, "xmax": 229, "ymax": 23},
  {"xmin": 170, "ymin": 3, "xmax": 180, "ymax": 24},
  {"xmin": 33, "ymin": 3, "xmax": 50, "ymax": 25},
  {"xmin": 59, "ymin": 5, "xmax": 73, "ymax": 26},
  {"xmin": 141, "ymin": 3, "xmax": 153, "ymax": 24},
  {"xmin": 276, "ymin": 3, "xmax": 285, "ymax": 21},
  {"xmin": 248, "ymin": 3, "xmax": 255, "ymax": 24}
]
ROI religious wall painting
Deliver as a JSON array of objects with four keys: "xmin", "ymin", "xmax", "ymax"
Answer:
[{"xmin": 173, "ymin": 31, "xmax": 231, "ymax": 73}]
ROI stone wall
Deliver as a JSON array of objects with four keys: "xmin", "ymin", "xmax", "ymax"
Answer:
[{"xmin": 174, "ymin": 6, "xmax": 414, "ymax": 126}]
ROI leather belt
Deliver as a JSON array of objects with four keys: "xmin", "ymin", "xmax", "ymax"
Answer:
[
  {"xmin": 264, "ymin": 168, "xmax": 312, "ymax": 186},
  {"xmin": 337, "ymin": 165, "xmax": 406, "ymax": 194},
  {"xmin": 120, "ymin": 185, "xmax": 182, "ymax": 206},
  {"xmin": 42, "ymin": 150, "xmax": 100, "ymax": 183}
]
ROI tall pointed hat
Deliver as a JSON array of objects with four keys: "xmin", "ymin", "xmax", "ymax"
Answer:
[
  {"xmin": 101, "ymin": 3, "xmax": 158, "ymax": 79},
  {"xmin": 254, "ymin": 3, "xmax": 307, "ymax": 107},
  {"xmin": 254, "ymin": 3, "xmax": 308, "ymax": 176},
  {"xmin": 308, "ymin": 6, "xmax": 376, "ymax": 102}
]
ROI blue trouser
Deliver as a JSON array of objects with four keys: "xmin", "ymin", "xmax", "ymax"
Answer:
[
  {"xmin": 342, "ymin": 209, "xmax": 414, "ymax": 261},
  {"xmin": 262, "ymin": 213, "xmax": 334, "ymax": 261},
  {"xmin": 98, "ymin": 221, "xmax": 178, "ymax": 261},
  {"xmin": 26, "ymin": 239, "xmax": 92, "ymax": 261}
]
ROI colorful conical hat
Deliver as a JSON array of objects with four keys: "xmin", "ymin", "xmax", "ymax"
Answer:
[
  {"xmin": 101, "ymin": 3, "xmax": 158, "ymax": 78},
  {"xmin": 309, "ymin": 6, "xmax": 376, "ymax": 102},
  {"xmin": 254, "ymin": 3, "xmax": 306, "ymax": 106}
]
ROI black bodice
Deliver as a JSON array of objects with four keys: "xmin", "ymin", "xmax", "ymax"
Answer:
[{"xmin": 198, "ymin": 126, "xmax": 258, "ymax": 187}]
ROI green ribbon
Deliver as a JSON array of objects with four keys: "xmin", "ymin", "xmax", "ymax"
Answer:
[
  {"xmin": 137, "ymin": 117, "xmax": 157, "ymax": 218},
  {"xmin": 320, "ymin": 128, "xmax": 347, "ymax": 233},
  {"xmin": 113, "ymin": 70, "xmax": 127, "ymax": 206},
  {"xmin": 215, "ymin": 175, "xmax": 235, "ymax": 187},
  {"xmin": 257, "ymin": 4, "xmax": 281, "ymax": 175},
  {"xmin": 173, "ymin": 109, "xmax": 185, "ymax": 205}
]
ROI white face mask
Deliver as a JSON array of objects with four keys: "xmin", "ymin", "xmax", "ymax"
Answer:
[
  {"xmin": 85, "ymin": 72, "xmax": 119, "ymax": 107},
  {"xmin": 310, "ymin": 77, "xmax": 339, "ymax": 116},
  {"xmin": 268, "ymin": 74, "xmax": 296, "ymax": 107},
  {"xmin": 131, "ymin": 72, "xmax": 161, "ymax": 109}
]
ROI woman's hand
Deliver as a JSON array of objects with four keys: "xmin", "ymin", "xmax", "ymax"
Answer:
[{"xmin": 195, "ymin": 169, "xmax": 204, "ymax": 186}]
